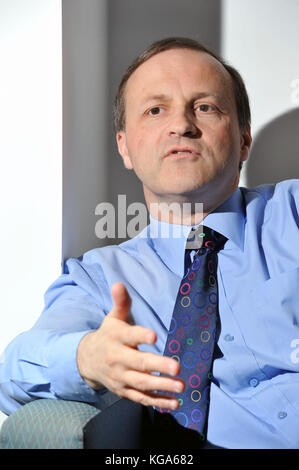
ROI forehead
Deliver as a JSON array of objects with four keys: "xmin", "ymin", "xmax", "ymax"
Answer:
[{"xmin": 124, "ymin": 48, "xmax": 234, "ymax": 103}]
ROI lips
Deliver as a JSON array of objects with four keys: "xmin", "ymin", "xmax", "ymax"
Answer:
[{"xmin": 165, "ymin": 147, "xmax": 200, "ymax": 158}]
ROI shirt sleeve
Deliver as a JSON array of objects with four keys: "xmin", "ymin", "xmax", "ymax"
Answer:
[{"xmin": 0, "ymin": 253, "xmax": 110, "ymax": 415}]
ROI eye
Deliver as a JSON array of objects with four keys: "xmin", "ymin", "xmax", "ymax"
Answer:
[
  {"xmin": 148, "ymin": 106, "xmax": 164, "ymax": 116},
  {"xmin": 195, "ymin": 104, "xmax": 215, "ymax": 113}
]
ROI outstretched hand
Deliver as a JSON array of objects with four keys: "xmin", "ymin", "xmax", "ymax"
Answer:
[{"xmin": 77, "ymin": 282, "xmax": 185, "ymax": 410}]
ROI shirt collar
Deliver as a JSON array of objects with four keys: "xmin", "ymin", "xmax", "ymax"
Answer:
[{"xmin": 149, "ymin": 187, "xmax": 245, "ymax": 277}]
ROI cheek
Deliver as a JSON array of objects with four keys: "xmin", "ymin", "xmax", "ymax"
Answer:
[
  {"xmin": 125, "ymin": 134, "xmax": 155, "ymax": 178},
  {"xmin": 209, "ymin": 124, "xmax": 240, "ymax": 159},
  {"xmin": 126, "ymin": 123, "xmax": 146, "ymax": 152},
  {"xmin": 126, "ymin": 125, "xmax": 161, "ymax": 163}
]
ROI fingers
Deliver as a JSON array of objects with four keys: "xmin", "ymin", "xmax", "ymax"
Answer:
[
  {"xmin": 100, "ymin": 339, "xmax": 183, "ymax": 408},
  {"xmin": 104, "ymin": 342, "xmax": 180, "ymax": 380},
  {"xmin": 124, "ymin": 369, "xmax": 185, "ymax": 395},
  {"xmin": 124, "ymin": 389, "xmax": 181, "ymax": 410},
  {"xmin": 104, "ymin": 347, "xmax": 183, "ymax": 403},
  {"xmin": 116, "ymin": 324, "xmax": 157, "ymax": 347},
  {"xmin": 108, "ymin": 368, "xmax": 185, "ymax": 410},
  {"xmin": 106, "ymin": 282, "xmax": 157, "ymax": 346},
  {"xmin": 109, "ymin": 282, "xmax": 132, "ymax": 322},
  {"xmin": 103, "ymin": 312, "xmax": 157, "ymax": 348},
  {"xmin": 121, "ymin": 348, "xmax": 180, "ymax": 377}
]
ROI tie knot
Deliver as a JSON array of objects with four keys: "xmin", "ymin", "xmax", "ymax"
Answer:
[{"xmin": 186, "ymin": 225, "xmax": 227, "ymax": 252}]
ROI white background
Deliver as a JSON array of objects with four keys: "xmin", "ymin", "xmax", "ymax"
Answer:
[{"xmin": 0, "ymin": 0, "xmax": 62, "ymax": 427}]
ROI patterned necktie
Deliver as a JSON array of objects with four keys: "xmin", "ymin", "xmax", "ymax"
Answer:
[{"xmin": 159, "ymin": 225, "xmax": 227, "ymax": 441}]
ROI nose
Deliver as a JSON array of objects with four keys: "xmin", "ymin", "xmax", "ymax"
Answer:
[{"xmin": 168, "ymin": 109, "xmax": 199, "ymax": 138}]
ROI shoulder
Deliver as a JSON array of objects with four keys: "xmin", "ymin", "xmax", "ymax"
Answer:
[
  {"xmin": 64, "ymin": 224, "xmax": 151, "ymax": 274},
  {"xmin": 240, "ymin": 178, "xmax": 299, "ymax": 227},
  {"xmin": 241, "ymin": 178, "xmax": 299, "ymax": 206}
]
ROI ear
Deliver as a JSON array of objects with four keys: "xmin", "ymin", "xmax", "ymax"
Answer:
[
  {"xmin": 239, "ymin": 126, "xmax": 252, "ymax": 163},
  {"xmin": 116, "ymin": 131, "xmax": 133, "ymax": 170}
]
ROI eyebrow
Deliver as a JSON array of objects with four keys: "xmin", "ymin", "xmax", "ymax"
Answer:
[
  {"xmin": 140, "ymin": 92, "xmax": 223, "ymax": 106},
  {"xmin": 140, "ymin": 94, "xmax": 172, "ymax": 105}
]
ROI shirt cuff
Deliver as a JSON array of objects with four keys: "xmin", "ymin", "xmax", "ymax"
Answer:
[{"xmin": 46, "ymin": 330, "xmax": 106, "ymax": 403}]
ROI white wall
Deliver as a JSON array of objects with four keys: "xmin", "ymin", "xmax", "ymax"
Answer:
[
  {"xmin": 221, "ymin": 0, "xmax": 299, "ymax": 187},
  {"xmin": 0, "ymin": 0, "xmax": 62, "ymax": 426}
]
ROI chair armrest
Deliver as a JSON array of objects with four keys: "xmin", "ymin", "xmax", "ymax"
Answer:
[{"xmin": 0, "ymin": 399, "xmax": 100, "ymax": 449}]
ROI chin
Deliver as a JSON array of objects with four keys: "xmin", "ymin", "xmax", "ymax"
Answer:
[
  {"xmin": 176, "ymin": 177, "xmax": 209, "ymax": 192},
  {"xmin": 162, "ymin": 183, "xmax": 206, "ymax": 199}
]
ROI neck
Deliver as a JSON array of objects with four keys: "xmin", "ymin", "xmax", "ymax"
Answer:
[
  {"xmin": 145, "ymin": 186, "xmax": 237, "ymax": 226},
  {"xmin": 143, "ymin": 174, "xmax": 239, "ymax": 226}
]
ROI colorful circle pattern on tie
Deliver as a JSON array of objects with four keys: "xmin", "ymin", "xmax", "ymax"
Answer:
[{"xmin": 159, "ymin": 227, "xmax": 226, "ymax": 440}]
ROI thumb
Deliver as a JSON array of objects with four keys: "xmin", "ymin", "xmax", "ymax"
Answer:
[{"xmin": 109, "ymin": 282, "xmax": 133, "ymax": 323}]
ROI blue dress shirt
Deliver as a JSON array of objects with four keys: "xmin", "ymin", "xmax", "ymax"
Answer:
[{"xmin": 1, "ymin": 179, "xmax": 299, "ymax": 449}]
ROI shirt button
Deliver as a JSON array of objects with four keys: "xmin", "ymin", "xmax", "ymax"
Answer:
[
  {"xmin": 278, "ymin": 411, "xmax": 287, "ymax": 419},
  {"xmin": 224, "ymin": 334, "xmax": 234, "ymax": 342},
  {"xmin": 249, "ymin": 378, "xmax": 259, "ymax": 387}
]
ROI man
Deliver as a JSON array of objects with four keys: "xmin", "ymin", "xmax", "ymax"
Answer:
[{"xmin": 1, "ymin": 37, "xmax": 299, "ymax": 449}]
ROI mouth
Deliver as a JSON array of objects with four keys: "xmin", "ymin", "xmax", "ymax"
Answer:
[{"xmin": 164, "ymin": 147, "xmax": 200, "ymax": 158}]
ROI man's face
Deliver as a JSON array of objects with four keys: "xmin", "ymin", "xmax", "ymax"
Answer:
[{"xmin": 117, "ymin": 48, "xmax": 251, "ymax": 210}]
